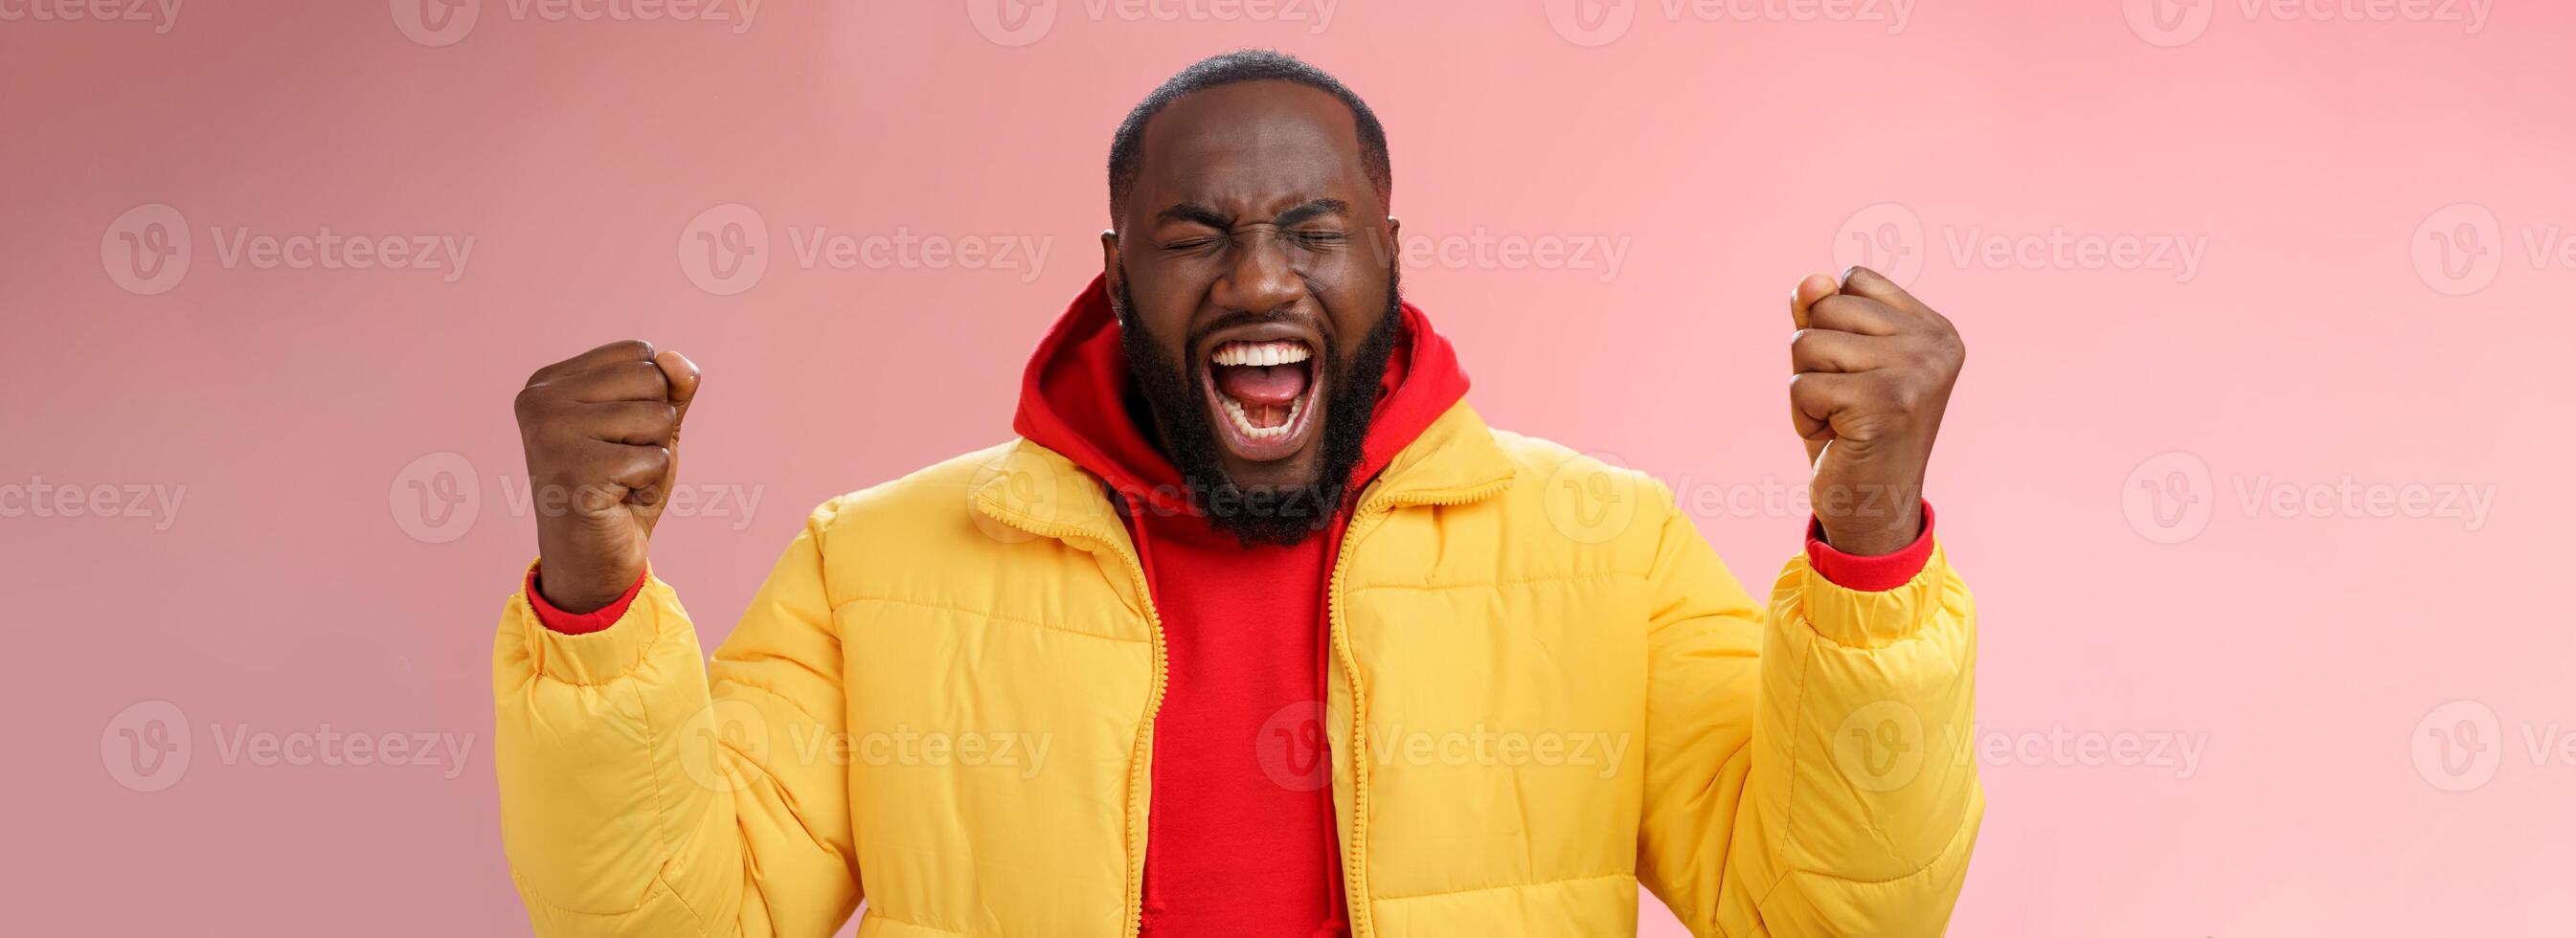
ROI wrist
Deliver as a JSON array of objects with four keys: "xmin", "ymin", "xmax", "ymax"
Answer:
[
  {"xmin": 1814, "ymin": 491, "xmax": 1923, "ymax": 556},
  {"xmin": 1806, "ymin": 501, "xmax": 1938, "ymax": 592},
  {"xmin": 532, "ymin": 563, "xmax": 633, "ymax": 614},
  {"xmin": 525, "ymin": 563, "xmax": 647, "ymax": 636}
]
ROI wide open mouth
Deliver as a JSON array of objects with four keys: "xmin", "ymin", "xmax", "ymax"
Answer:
[{"xmin": 1199, "ymin": 333, "xmax": 1323, "ymax": 464}]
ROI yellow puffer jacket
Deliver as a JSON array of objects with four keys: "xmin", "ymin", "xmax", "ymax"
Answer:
[{"xmin": 492, "ymin": 402, "xmax": 1981, "ymax": 937}]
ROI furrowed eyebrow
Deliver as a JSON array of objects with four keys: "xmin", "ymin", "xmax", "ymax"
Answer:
[
  {"xmin": 1150, "ymin": 198, "xmax": 1353, "ymax": 230},
  {"xmin": 1152, "ymin": 202, "xmax": 1231, "ymax": 230},
  {"xmin": 1274, "ymin": 198, "xmax": 1350, "ymax": 227}
]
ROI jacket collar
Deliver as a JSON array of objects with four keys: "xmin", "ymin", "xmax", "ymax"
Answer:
[{"xmin": 974, "ymin": 399, "xmax": 1518, "ymax": 551}]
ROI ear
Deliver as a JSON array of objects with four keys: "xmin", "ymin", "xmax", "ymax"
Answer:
[
  {"xmin": 1099, "ymin": 229, "xmax": 1121, "ymax": 297},
  {"xmin": 1369, "ymin": 215, "xmax": 1403, "ymax": 269}
]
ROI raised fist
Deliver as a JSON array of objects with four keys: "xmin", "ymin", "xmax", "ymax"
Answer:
[
  {"xmin": 512, "ymin": 340, "xmax": 700, "ymax": 612},
  {"xmin": 1788, "ymin": 268, "xmax": 1964, "ymax": 556}
]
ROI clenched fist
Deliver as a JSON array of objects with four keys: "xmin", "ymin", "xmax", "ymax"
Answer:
[
  {"xmin": 1788, "ymin": 267, "xmax": 1965, "ymax": 556},
  {"xmin": 513, "ymin": 340, "xmax": 700, "ymax": 612}
]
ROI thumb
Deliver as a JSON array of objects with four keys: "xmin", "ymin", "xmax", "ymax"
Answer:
[
  {"xmin": 1788, "ymin": 271, "xmax": 1836, "ymax": 331},
  {"xmin": 654, "ymin": 349, "xmax": 701, "ymax": 442},
  {"xmin": 648, "ymin": 349, "xmax": 700, "ymax": 502},
  {"xmin": 1788, "ymin": 273, "xmax": 1837, "ymax": 465}
]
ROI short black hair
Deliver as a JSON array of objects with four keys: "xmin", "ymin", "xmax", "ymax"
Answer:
[{"xmin": 1107, "ymin": 50, "xmax": 1391, "ymax": 223}]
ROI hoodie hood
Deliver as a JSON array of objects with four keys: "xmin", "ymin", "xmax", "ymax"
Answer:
[{"xmin": 1011, "ymin": 273, "xmax": 1470, "ymax": 521}]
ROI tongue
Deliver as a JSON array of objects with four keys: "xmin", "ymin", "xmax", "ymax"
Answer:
[{"xmin": 1212, "ymin": 363, "xmax": 1310, "ymax": 406}]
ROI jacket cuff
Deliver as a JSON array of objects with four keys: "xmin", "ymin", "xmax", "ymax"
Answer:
[
  {"xmin": 1805, "ymin": 501, "xmax": 1936, "ymax": 592},
  {"xmin": 525, "ymin": 564, "xmax": 646, "ymax": 636}
]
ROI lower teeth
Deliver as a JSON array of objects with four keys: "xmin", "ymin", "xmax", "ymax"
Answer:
[{"xmin": 1222, "ymin": 396, "xmax": 1300, "ymax": 439}]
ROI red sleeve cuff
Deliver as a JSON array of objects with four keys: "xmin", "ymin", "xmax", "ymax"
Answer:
[
  {"xmin": 1805, "ymin": 501, "xmax": 1936, "ymax": 592},
  {"xmin": 524, "ymin": 565, "xmax": 646, "ymax": 636}
]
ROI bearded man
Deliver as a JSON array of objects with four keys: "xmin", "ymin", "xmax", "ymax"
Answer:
[{"xmin": 494, "ymin": 50, "xmax": 1979, "ymax": 938}]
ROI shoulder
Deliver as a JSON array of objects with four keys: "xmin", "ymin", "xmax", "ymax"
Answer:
[
  {"xmin": 1465, "ymin": 425, "xmax": 1683, "ymax": 568},
  {"xmin": 801, "ymin": 439, "xmax": 1049, "ymax": 549}
]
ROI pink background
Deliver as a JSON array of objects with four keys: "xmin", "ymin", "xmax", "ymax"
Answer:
[{"xmin": 6, "ymin": 1, "xmax": 2570, "ymax": 934}]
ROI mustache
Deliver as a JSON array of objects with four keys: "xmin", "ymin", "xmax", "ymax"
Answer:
[
  {"xmin": 1110, "ymin": 266, "xmax": 1405, "ymax": 547},
  {"xmin": 1186, "ymin": 307, "xmax": 1327, "ymax": 357}
]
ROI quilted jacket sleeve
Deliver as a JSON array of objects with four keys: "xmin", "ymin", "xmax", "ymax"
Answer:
[
  {"xmin": 1635, "ymin": 486, "xmax": 1982, "ymax": 937},
  {"xmin": 492, "ymin": 500, "xmax": 860, "ymax": 937}
]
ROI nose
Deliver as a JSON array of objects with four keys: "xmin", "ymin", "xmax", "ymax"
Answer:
[{"xmin": 1209, "ymin": 229, "xmax": 1304, "ymax": 316}]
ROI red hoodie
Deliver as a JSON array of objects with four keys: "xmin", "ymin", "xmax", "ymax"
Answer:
[
  {"xmin": 1010, "ymin": 276, "xmax": 1469, "ymax": 937},
  {"xmin": 523, "ymin": 277, "xmax": 1934, "ymax": 936}
]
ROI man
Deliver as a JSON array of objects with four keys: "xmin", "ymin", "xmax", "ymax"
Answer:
[{"xmin": 494, "ymin": 51, "xmax": 1978, "ymax": 937}]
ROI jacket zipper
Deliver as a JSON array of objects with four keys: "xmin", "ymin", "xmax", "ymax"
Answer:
[
  {"xmin": 1324, "ymin": 476, "xmax": 1513, "ymax": 938},
  {"xmin": 982, "ymin": 506, "xmax": 1170, "ymax": 938},
  {"xmin": 1108, "ymin": 533, "xmax": 1169, "ymax": 938},
  {"xmin": 989, "ymin": 469, "xmax": 1507, "ymax": 938}
]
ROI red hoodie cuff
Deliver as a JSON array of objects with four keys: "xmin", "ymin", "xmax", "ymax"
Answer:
[
  {"xmin": 1805, "ymin": 501, "xmax": 1936, "ymax": 592},
  {"xmin": 524, "ymin": 565, "xmax": 645, "ymax": 636}
]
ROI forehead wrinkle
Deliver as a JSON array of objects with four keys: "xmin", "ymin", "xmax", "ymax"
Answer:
[{"xmin": 1133, "ymin": 83, "xmax": 1374, "ymax": 220}]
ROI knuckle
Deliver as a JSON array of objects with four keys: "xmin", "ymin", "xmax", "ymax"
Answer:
[
  {"xmin": 512, "ymin": 385, "xmax": 549, "ymax": 417},
  {"xmin": 1887, "ymin": 379, "xmax": 1929, "ymax": 413}
]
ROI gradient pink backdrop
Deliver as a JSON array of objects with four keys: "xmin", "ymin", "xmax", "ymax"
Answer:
[{"xmin": 6, "ymin": 0, "xmax": 2570, "ymax": 934}]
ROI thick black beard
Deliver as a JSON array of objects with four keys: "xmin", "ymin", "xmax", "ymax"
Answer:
[{"xmin": 1115, "ymin": 269, "xmax": 1406, "ymax": 547}]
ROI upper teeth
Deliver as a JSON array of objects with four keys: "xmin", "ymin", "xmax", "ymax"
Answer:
[{"xmin": 1212, "ymin": 340, "xmax": 1313, "ymax": 367}]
